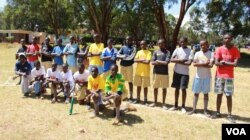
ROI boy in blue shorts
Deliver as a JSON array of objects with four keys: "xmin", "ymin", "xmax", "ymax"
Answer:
[{"xmin": 188, "ymin": 40, "xmax": 213, "ymax": 116}]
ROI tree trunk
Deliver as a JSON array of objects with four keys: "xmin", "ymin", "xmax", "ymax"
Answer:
[
  {"xmin": 172, "ymin": 0, "xmax": 196, "ymax": 50},
  {"xmin": 152, "ymin": 0, "xmax": 169, "ymax": 50}
]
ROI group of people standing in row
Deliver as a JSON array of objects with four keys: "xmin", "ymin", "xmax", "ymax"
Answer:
[{"xmin": 14, "ymin": 33, "xmax": 240, "ymax": 124}]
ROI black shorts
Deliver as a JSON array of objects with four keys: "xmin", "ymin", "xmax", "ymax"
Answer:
[{"xmin": 171, "ymin": 72, "xmax": 189, "ymax": 89}]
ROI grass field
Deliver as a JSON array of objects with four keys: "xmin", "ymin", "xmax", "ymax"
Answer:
[{"xmin": 0, "ymin": 43, "xmax": 249, "ymax": 140}]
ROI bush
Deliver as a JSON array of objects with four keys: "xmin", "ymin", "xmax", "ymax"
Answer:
[{"xmin": 6, "ymin": 36, "xmax": 14, "ymax": 43}]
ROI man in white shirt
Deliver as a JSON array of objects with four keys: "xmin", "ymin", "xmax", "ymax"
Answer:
[
  {"xmin": 46, "ymin": 63, "xmax": 62, "ymax": 103},
  {"xmin": 30, "ymin": 61, "xmax": 46, "ymax": 99},
  {"xmin": 61, "ymin": 64, "xmax": 74, "ymax": 104},
  {"xmin": 170, "ymin": 37, "xmax": 194, "ymax": 113},
  {"xmin": 73, "ymin": 64, "xmax": 90, "ymax": 106}
]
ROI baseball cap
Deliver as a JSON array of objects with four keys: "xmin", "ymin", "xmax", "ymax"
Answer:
[{"xmin": 19, "ymin": 53, "xmax": 26, "ymax": 58}]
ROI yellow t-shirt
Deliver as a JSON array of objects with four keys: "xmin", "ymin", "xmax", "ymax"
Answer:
[
  {"xmin": 89, "ymin": 43, "xmax": 104, "ymax": 66},
  {"xmin": 87, "ymin": 75, "xmax": 105, "ymax": 91},
  {"xmin": 135, "ymin": 50, "xmax": 152, "ymax": 77}
]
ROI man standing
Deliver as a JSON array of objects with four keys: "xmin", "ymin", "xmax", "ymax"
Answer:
[
  {"xmin": 117, "ymin": 36, "xmax": 136, "ymax": 103},
  {"xmin": 26, "ymin": 37, "xmax": 40, "ymax": 69},
  {"xmin": 41, "ymin": 37, "xmax": 53, "ymax": 72},
  {"xmin": 212, "ymin": 33, "xmax": 240, "ymax": 123},
  {"xmin": 63, "ymin": 36, "xmax": 78, "ymax": 73}
]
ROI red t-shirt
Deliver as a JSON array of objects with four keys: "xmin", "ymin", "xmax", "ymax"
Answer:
[
  {"xmin": 214, "ymin": 45, "xmax": 240, "ymax": 78},
  {"xmin": 27, "ymin": 44, "xmax": 40, "ymax": 62}
]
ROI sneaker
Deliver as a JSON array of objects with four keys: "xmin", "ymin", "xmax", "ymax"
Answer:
[
  {"xmin": 90, "ymin": 112, "xmax": 99, "ymax": 119},
  {"xmin": 169, "ymin": 106, "xmax": 178, "ymax": 111},
  {"xmin": 132, "ymin": 99, "xmax": 140, "ymax": 104},
  {"xmin": 51, "ymin": 98, "xmax": 56, "ymax": 103},
  {"xmin": 40, "ymin": 96, "xmax": 44, "ymax": 100},
  {"xmin": 181, "ymin": 108, "xmax": 186, "ymax": 113},
  {"xmin": 86, "ymin": 105, "xmax": 91, "ymax": 110},
  {"xmin": 143, "ymin": 100, "xmax": 149, "ymax": 106},
  {"xmin": 24, "ymin": 92, "xmax": 29, "ymax": 97},
  {"xmin": 227, "ymin": 115, "xmax": 236, "ymax": 123},
  {"xmin": 211, "ymin": 112, "xmax": 221, "ymax": 119},
  {"xmin": 149, "ymin": 103, "xmax": 156, "ymax": 107},
  {"xmin": 187, "ymin": 110, "xmax": 196, "ymax": 115},
  {"xmin": 162, "ymin": 104, "xmax": 168, "ymax": 110},
  {"xmin": 65, "ymin": 98, "xmax": 70, "ymax": 104},
  {"xmin": 203, "ymin": 111, "xmax": 210, "ymax": 117},
  {"xmin": 128, "ymin": 98, "xmax": 134, "ymax": 103}
]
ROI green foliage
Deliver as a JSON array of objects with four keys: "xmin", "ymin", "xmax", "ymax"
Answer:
[{"xmin": 6, "ymin": 36, "xmax": 14, "ymax": 43}]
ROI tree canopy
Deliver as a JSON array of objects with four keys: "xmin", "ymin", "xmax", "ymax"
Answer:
[{"xmin": 0, "ymin": 0, "xmax": 249, "ymax": 48}]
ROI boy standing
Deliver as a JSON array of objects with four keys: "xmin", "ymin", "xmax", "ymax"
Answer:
[
  {"xmin": 117, "ymin": 36, "xmax": 136, "ymax": 102},
  {"xmin": 41, "ymin": 37, "xmax": 53, "ymax": 72},
  {"xmin": 51, "ymin": 38, "xmax": 64, "ymax": 71},
  {"xmin": 101, "ymin": 38, "xmax": 118, "ymax": 79},
  {"xmin": 77, "ymin": 37, "xmax": 89, "ymax": 68},
  {"xmin": 26, "ymin": 37, "xmax": 40, "ymax": 69},
  {"xmin": 88, "ymin": 34, "xmax": 104, "ymax": 74},
  {"xmin": 188, "ymin": 40, "xmax": 214, "ymax": 116},
  {"xmin": 150, "ymin": 39, "xmax": 171, "ymax": 109},
  {"xmin": 63, "ymin": 36, "xmax": 78, "ymax": 73},
  {"xmin": 212, "ymin": 34, "xmax": 240, "ymax": 123},
  {"xmin": 170, "ymin": 37, "xmax": 193, "ymax": 113},
  {"xmin": 133, "ymin": 40, "xmax": 152, "ymax": 105}
]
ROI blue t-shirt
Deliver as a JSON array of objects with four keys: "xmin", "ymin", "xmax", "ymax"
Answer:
[
  {"xmin": 52, "ymin": 45, "xmax": 64, "ymax": 65},
  {"xmin": 101, "ymin": 47, "xmax": 118, "ymax": 72},
  {"xmin": 15, "ymin": 60, "xmax": 32, "ymax": 75},
  {"xmin": 63, "ymin": 43, "xmax": 78, "ymax": 67}
]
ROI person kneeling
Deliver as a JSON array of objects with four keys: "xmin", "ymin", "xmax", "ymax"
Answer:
[{"xmin": 104, "ymin": 65, "xmax": 125, "ymax": 125}]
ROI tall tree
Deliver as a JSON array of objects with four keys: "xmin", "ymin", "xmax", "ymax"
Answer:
[{"xmin": 74, "ymin": 0, "xmax": 117, "ymax": 44}]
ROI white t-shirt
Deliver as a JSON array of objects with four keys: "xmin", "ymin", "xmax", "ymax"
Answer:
[
  {"xmin": 194, "ymin": 50, "xmax": 214, "ymax": 78},
  {"xmin": 73, "ymin": 70, "xmax": 89, "ymax": 82},
  {"xmin": 171, "ymin": 47, "xmax": 194, "ymax": 75},
  {"xmin": 46, "ymin": 68, "xmax": 62, "ymax": 81},
  {"xmin": 61, "ymin": 70, "xmax": 74, "ymax": 87},
  {"xmin": 31, "ymin": 66, "xmax": 46, "ymax": 79}
]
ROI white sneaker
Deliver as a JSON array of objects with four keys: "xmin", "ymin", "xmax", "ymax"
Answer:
[
  {"xmin": 181, "ymin": 108, "xmax": 186, "ymax": 113},
  {"xmin": 65, "ymin": 98, "xmax": 70, "ymax": 104},
  {"xmin": 169, "ymin": 107, "xmax": 178, "ymax": 111},
  {"xmin": 162, "ymin": 105, "xmax": 168, "ymax": 110}
]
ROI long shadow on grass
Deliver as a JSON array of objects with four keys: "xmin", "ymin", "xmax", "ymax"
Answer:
[
  {"xmin": 98, "ymin": 107, "xmax": 144, "ymax": 126},
  {"xmin": 238, "ymin": 52, "xmax": 250, "ymax": 68}
]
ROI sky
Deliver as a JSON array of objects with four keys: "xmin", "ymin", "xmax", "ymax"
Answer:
[{"xmin": 0, "ymin": 0, "xmax": 7, "ymax": 11}]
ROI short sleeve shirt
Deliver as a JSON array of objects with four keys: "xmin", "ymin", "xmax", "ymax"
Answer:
[
  {"xmin": 105, "ymin": 73, "xmax": 125, "ymax": 93},
  {"xmin": 194, "ymin": 50, "xmax": 214, "ymax": 78},
  {"xmin": 89, "ymin": 43, "xmax": 104, "ymax": 66},
  {"xmin": 135, "ymin": 50, "xmax": 152, "ymax": 77},
  {"xmin": 73, "ymin": 70, "xmax": 89, "ymax": 82},
  {"xmin": 31, "ymin": 66, "xmax": 46, "ymax": 79},
  {"xmin": 214, "ymin": 45, "xmax": 240, "ymax": 78},
  {"xmin": 101, "ymin": 47, "xmax": 118, "ymax": 72},
  {"xmin": 171, "ymin": 47, "xmax": 194, "ymax": 75},
  {"xmin": 52, "ymin": 45, "xmax": 64, "ymax": 65},
  {"xmin": 15, "ymin": 61, "xmax": 32, "ymax": 75},
  {"xmin": 63, "ymin": 43, "xmax": 78, "ymax": 67},
  {"xmin": 152, "ymin": 49, "xmax": 171, "ymax": 75},
  {"xmin": 87, "ymin": 75, "xmax": 105, "ymax": 91},
  {"xmin": 46, "ymin": 68, "xmax": 62, "ymax": 81},
  {"xmin": 26, "ymin": 44, "xmax": 40, "ymax": 62}
]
